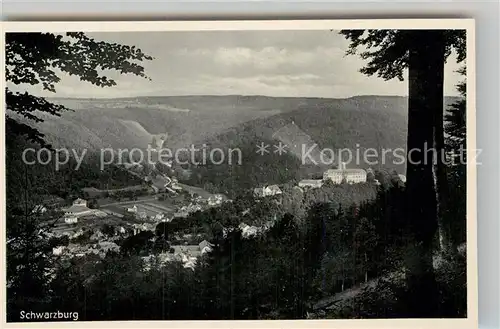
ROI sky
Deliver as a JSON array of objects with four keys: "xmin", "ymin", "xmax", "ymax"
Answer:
[{"xmin": 13, "ymin": 30, "xmax": 464, "ymax": 98}]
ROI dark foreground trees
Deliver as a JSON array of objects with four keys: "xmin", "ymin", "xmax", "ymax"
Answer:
[
  {"xmin": 6, "ymin": 32, "xmax": 153, "ymax": 320},
  {"xmin": 6, "ymin": 32, "xmax": 153, "ymax": 146},
  {"xmin": 340, "ymin": 29, "xmax": 466, "ymax": 317},
  {"xmin": 6, "ymin": 30, "xmax": 468, "ymax": 321}
]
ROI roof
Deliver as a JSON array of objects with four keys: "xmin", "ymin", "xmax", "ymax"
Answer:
[
  {"xmin": 207, "ymin": 194, "xmax": 227, "ymax": 203},
  {"xmin": 32, "ymin": 205, "xmax": 47, "ymax": 212},
  {"xmin": 324, "ymin": 169, "xmax": 367, "ymax": 174},
  {"xmin": 65, "ymin": 205, "xmax": 92, "ymax": 214},
  {"xmin": 267, "ymin": 185, "xmax": 281, "ymax": 191},
  {"xmin": 199, "ymin": 240, "xmax": 213, "ymax": 250}
]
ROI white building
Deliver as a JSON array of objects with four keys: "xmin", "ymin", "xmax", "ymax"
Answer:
[
  {"xmin": 253, "ymin": 185, "xmax": 283, "ymax": 198},
  {"xmin": 398, "ymin": 174, "xmax": 407, "ymax": 183},
  {"xmin": 323, "ymin": 162, "xmax": 367, "ymax": 184},
  {"xmin": 298, "ymin": 179, "xmax": 323, "ymax": 189},
  {"xmin": 207, "ymin": 194, "xmax": 227, "ymax": 206},
  {"xmin": 32, "ymin": 205, "xmax": 47, "ymax": 214},
  {"xmin": 154, "ymin": 213, "xmax": 165, "ymax": 221},
  {"xmin": 64, "ymin": 216, "xmax": 78, "ymax": 224},
  {"xmin": 127, "ymin": 205, "xmax": 138, "ymax": 213},
  {"xmin": 199, "ymin": 240, "xmax": 214, "ymax": 255},
  {"xmin": 132, "ymin": 223, "xmax": 156, "ymax": 235},
  {"xmin": 170, "ymin": 177, "xmax": 182, "ymax": 190},
  {"xmin": 52, "ymin": 246, "xmax": 66, "ymax": 256},
  {"xmin": 239, "ymin": 223, "xmax": 259, "ymax": 238},
  {"xmin": 267, "ymin": 185, "xmax": 282, "ymax": 196}
]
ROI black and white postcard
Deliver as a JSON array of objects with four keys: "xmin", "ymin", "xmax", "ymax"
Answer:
[{"xmin": 1, "ymin": 19, "xmax": 477, "ymax": 329}]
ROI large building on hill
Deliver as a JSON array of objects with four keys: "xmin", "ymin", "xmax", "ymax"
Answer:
[
  {"xmin": 323, "ymin": 162, "xmax": 367, "ymax": 184},
  {"xmin": 63, "ymin": 198, "xmax": 106, "ymax": 222},
  {"xmin": 64, "ymin": 198, "xmax": 96, "ymax": 217}
]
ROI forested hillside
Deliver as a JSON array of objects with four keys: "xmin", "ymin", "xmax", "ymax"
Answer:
[{"xmin": 9, "ymin": 95, "xmax": 459, "ymax": 153}]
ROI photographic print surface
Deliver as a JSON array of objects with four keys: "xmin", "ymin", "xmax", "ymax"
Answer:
[{"xmin": 2, "ymin": 20, "xmax": 476, "ymax": 326}]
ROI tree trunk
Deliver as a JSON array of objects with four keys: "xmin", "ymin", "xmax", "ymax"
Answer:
[
  {"xmin": 364, "ymin": 252, "xmax": 368, "ymax": 283},
  {"xmin": 405, "ymin": 30, "xmax": 444, "ymax": 317},
  {"xmin": 434, "ymin": 70, "xmax": 454, "ymax": 255}
]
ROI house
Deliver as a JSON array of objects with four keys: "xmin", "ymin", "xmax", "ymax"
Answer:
[
  {"xmin": 199, "ymin": 240, "xmax": 214, "ymax": 254},
  {"xmin": 52, "ymin": 246, "xmax": 66, "ymax": 256},
  {"xmin": 183, "ymin": 257, "xmax": 198, "ymax": 270},
  {"xmin": 154, "ymin": 213, "xmax": 165, "ymax": 221},
  {"xmin": 142, "ymin": 243, "xmax": 209, "ymax": 271},
  {"xmin": 323, "ymin": 162, "xmax": 367, "ymax": 184},
  {"xmin": 267, "ymin": 185, "xmax": 282, "ymax": 196},
  {"xmin": 253, "ymin": 185, "xmax": 282, "ymax": 198},
  {"xmin": 63, "ymin": 198, "xmax": 96, "ymax": 218},
  {"xmin": 253, "ymin": 187, "xmax": 265, "ymax": 197},
  {"xmin": 239, "ymin": 223, "xmax": 259, "ymax": 238},
  {"xmin": 170, "ymin": 245, "xmax": 203, "ymax": 269},
  {"xmin": 132, "ymin": 223, "xmax": 156, "ymax": 235},
  {"xmin": 71, "ymin": 229, "xmax": 84, "ymax": 239},
  {"xmin": 398, "ymin": 174, "xmax": 407, "ymax": 183},
  {"xmin": 207, "ymin": 194, "xmax": 227, "ymax": 206},
  {"xmin": 127, "ymin": 205, "xmax": 138, "ymax": 213},
  {"xmin": 170, "ymin": 177, "xmax": 182, "ymax": 190},
  {"xmin": 64, "ymin": 204, "xmax": 95, "ymax": 217},
  {"xmin": 64, "ymin": 216, "xmax": 78, "ymax": 224},
  {"xmin": 298, "ymin": 179, "xmax": 323, "ymax": 189},
  {"xmin": 174, "ymin": 210, "xmax": 189, "ymax": 218},
  {"xmin": 32, "ymin": 205, "xmax": 47, "ymax": 214}
]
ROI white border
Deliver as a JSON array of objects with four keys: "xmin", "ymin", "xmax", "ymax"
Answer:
[{"xmin": 0, "ymin": 18, "xmax": 477, "ymax": 329}]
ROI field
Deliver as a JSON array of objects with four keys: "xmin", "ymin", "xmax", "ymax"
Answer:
[{"xmin": 100, "ymin": 199, "xmax": 177, "ymax": 219}]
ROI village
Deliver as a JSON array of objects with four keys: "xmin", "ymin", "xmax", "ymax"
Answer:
[
  {"xmin": 38, "ymin": 187, "xmax": 231, "ymax": 270},
  {"xmin": 36, "ymin": 156, "xmax": 405, "ymax": 272}
]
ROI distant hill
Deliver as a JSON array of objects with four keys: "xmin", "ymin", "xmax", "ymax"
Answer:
[
  {"xmin": 11, "ymin": 95, "xmax": 302, "ymax": 151},
  {"xmin": 7, "ymin": 94, "xmax": 461, "ymax": 194},
  {"xmin": 181, "ymin": 95, "xmax": 461, "ymax": 195}
]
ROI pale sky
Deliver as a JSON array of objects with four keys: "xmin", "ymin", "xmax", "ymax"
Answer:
[{"xmin": 12, "ymin": 30, "xmax": 464, "ymax": 98}]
